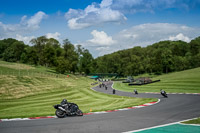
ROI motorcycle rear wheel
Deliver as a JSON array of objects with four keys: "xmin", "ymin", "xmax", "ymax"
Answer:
[{"xmin": 55, "ymin": 109, "xmax": 66, "ymax": 118}]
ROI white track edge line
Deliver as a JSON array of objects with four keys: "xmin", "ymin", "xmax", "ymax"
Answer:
[
  {"xmin": 122, "ymin": 117, "xmax": 200, "ymax": 133},
  {"xmin": 179, "ymin": 123, "xmax": 200, "ymax": 126}
]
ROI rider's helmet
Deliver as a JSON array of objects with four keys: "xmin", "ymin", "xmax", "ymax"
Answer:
[
  {"xmin": 61, "ymin": 99, "xmax": 67, "ymax": 104},
  {"xmin": 160, "ymin": 89, "xmax": 165, "ymax": 93}
]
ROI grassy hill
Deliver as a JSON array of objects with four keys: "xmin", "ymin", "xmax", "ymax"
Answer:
[
  {"xmin": 113, "ymin": 67, "xmax": 200, "ymax": 93},
  {"xmin": 0, "ymin": 61, "xmax": 156, "ymax": 119}
]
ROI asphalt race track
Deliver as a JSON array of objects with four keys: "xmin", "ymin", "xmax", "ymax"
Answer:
[{"xmin": 0, "ymin": 81, "xmax": 200, "ymax": 133}]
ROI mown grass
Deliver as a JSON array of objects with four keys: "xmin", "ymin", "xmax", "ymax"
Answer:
[
  {"xmin": 113, "ymin": 67, "xmax": 200, "ymax": 93},
  {"xmin": 182, "ymin": 118, "xmax": 200, "ymax": 124},
  {"xmin": 0, "ymin": 60, "xmax": 62, "ymax": 79},
  {"xmin": 0, "ymin": 61, "xmax": 156, "ymax": 119}
]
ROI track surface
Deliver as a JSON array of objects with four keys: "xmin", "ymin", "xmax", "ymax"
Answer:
[{"xmin": 0, "ymin": 82, "xmax": 200, "ymax": 133}]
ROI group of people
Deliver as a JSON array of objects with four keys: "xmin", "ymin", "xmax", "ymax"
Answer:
[
  {"xmin": 98, "ymin": 82, "xmax": 167, "ymax": 97},
  {"xmin": 99, "ymin": 83, "xmax": 107, "ymax": 89},
  {"xmin": 99, "ymin": 82, "xmax": 115, "ymax": 94}
]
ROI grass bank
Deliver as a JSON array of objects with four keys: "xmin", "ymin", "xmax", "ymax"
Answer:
[
  {"xmin": 113, "ymin": 67, "xmax": 200, "ymax": 93},
  {"xmin": 0, "ymin": 61, "xmax": 156, "ymax": 119},
  {"xmin": 182, "ymin": 118, "xmax": 200, "ymax": 124}
]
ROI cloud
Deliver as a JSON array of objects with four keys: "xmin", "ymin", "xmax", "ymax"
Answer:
[
  {"xmin": 0, "ymin": 22, "xmax": 19, "ymax": 32},
  {"xmin": 0, "ymin": 11, "xmax": 47, "ymax": 39},
  {"xmin": 15, "ymin": 34, "xmax": 35, "ymax": 44},
  {"xmin": 100, "ymin": 0, "xmax": 113, "ymax": 7},
  {"xmin": 78, "ymin": 30, "xmax": 116, "ymax": 57},
  {"xmin": 95, "ymin": 46, "xmax": 111, "ymax": 56},
  {"xmin": 169, "ymin": 33, "xmax": 190, "ymax": 42},
  {"xmin": 111, "ymin": 0, "xmax": 200, "ymax": 13},
  {"xmin": 26, "ymin": 11, "xmax": 47, "ymax": 30},
  {"xmin": 46, "ymin": 32, "xmax": 61, "ymax": 40},
  {"xmin": 64, "ymin": 0, "xmax": 200, "ymax": 30},
  {"xmin": 88, "ymin": 30, "xmax": 115, "ymax": 46},
  {"xmin": 67, "ymin": 18, "xmax": 91, "ymax": 30},
  {"xmin": 114, "ymin": 23, "xmax": 199, "ymax": 47},
  {"xmin": 82, "ymin": 23, "xmax": 200, "ymax": 57},
  {"xmin": 65, "ymin": 0, "xmax": 126, "ymax": 29}
]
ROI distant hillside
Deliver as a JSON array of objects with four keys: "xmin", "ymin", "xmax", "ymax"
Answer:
[
  {"xmin": 113, "ymin": 67, "xmax": 200, "ymax": 93},
  {"xmin": 0, "ymin": 60, "xmax": 75, "ymax": 99},
  {"xmin": 92, "ymin": 36, "xmax": 200, "ymax": 76}
]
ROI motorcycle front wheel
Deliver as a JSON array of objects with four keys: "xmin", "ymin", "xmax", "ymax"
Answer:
[
  {"xmin": 55, "ymin": 109, "xmax": 66, "ymax": 118},
  {"xmin": 76, "ymin": 109, "xmax": 83, "ymax": 116}
]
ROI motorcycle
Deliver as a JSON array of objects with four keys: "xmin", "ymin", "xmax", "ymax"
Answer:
[
  {"xmin": 53, "ymin": 100, "xmax": 83, "ymax": 118},
  {"xmin": 134, "ymin": 89, "xmax": 138, "ymax": 95},
  {"xmin": 161, "ymin": 90, "xmax": 168, "ymax": 98}
]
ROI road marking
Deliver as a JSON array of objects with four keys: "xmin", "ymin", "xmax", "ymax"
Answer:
[
  {"xmin": 179, "ymin": 123, "xmax": 200, "ymax": 126},
  {"xmin": 122, "ymin": 117, "xmax": 200, "ymax": 133}
]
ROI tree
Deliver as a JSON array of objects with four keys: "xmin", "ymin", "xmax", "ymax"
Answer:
[
  {"xmin": 30, "ymin": 36, "xmax": 62, "ymax": 67},
  {"xmin": 171, "ymin": 41, "xmax": 189, "ymax": 56},
  {"xmin": 3, "ymin": 40, "xmax": 25, "ymax": 62},
  {"xmin": 47, "ymin": 38, "xmax": 60, "ymax": 49},
  {"xmin": 130, "ymin": 55, "xmax": 141, "ymax": 75},
  {"xmin": 23, "ymin": 47, "xmax": 38, "ymax": 65},
  {"xmin": 30, "ymin": 36, "xmax": 48, "ymax": 65},
  {"xmin": 55, "ymin": 57, "xmax": 70, "ymax": 74},
  {"xmin": 151, "ymin": 49, "xmax": 163, "ymax": 74},
  {"xmin": 161, "ymin": 48, "xmax": 173, "ymax": 73},
  {"xmin": 0, "ymin": 40, "xmax": 9, "ymax": 58},
  {"xmin": 55, "ymin": 47, "xmax": 64, "ymax": 57},
  {"xmin": 63, "ymin": 39, "xmax": 78, "ymax": 73},
  {"xmin": 43, "ymin": 44, "xmax": 56, "ymax": 67},
  {"xmin": 12, "ymin": 41, "xmax": 26, "ymax": 61},
  {"xmin": 190, "ymin": 37, "xmax": 200, "ymax": 56},
  {"xmin": 3, "ymin": 47, "xmax": 16, "ymax": 62},
  {"xmin": 172, "ymin": 56, "xmax": 188, "ymax": 71},
  {"xmin": 79, "ymin": 49, "xmax": 93, "ymax": 74}
]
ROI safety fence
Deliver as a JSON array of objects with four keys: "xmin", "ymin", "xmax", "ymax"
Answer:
[{"xmin": 0, "ymin": 70, "xmax": 68, "ymax": 79}]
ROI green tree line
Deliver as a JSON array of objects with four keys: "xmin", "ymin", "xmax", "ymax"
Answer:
[
  {"xmin": 93, "ymin": 37, "xmax": 200, "ymax": 76},
  {"xmin": 0, "ymin": 36, "xmax": 200, "ymax": 76},
  {"xmin": 0, "ymin": 36, "xmax": 94, "ymax": 74}
]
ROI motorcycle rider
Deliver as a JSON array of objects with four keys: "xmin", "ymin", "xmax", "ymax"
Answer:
[
  {"xmin": 54, "ymin": 99, "xmax": 83, "ymax": 118},
  {"xmin": 160, "ymin": 89, "xmax": 167, "ymax": 97},
  {"xmin": 160, "ymin": 89, "xmax": 165, "ymax": 94},
  {"xmin": 60, "ymin": 99, "xmax": 77, "ymax": 114},
  {"xmin": 61, "ymin": 99, "xmax": 67, "ymax": 105},
  {"xmin": 61, "ymin": 99, "xmax": 69, "ymax": 110},
  {"xmin": 134, "ymin": 89, "xmax": 138, "ymax": 94}
]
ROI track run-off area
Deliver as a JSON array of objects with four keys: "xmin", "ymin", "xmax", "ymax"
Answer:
[{"xmin": 0, "ymin": 81, "xmax": 200, "ymax": 133}]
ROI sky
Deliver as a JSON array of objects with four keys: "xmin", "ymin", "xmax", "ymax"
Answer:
[{"xmin": 1, "ymin": 0, "xmax": 200, "ymax": 58}]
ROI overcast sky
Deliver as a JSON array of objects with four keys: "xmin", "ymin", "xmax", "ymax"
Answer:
[{"xmin": 1, "ymin": 0, "xmax": 200, "ymax": 57}]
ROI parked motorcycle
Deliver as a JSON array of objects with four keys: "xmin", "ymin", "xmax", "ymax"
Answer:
[
  {"xmin": 160, "ymin": 90, "xmax": 168, "ymax": 98},
  {"xmin": 53, "ymin": 99, "xmax": 83, "ymax": 118}
]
